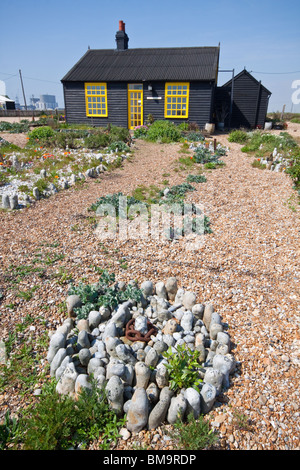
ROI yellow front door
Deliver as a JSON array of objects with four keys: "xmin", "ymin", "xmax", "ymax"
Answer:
[{"xmin": 128, "ymin": 84, "xmax": 143, "ymax": 129}]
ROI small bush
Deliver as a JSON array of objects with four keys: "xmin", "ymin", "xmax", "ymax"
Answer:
[
  {"xmin": 168, "ymin": 413, "xmax": 218, "ymax": 450},
  {"xmin": 133, "ymin": 125, "xmax": 149, "ymax": 139},
  {"xmin": 228, "ymin": 130, "xmax": 249, "ymax": 144},
  {"xmin": 84, "ymin": 131, "xmax": 110, "ymax": 149},
  {"xmin": 15, "ymin": 379, "xmax": 125, "ymax": 450},
  {"xmin": 28, "ymin": 126, "xmax": 55, "ymax": 141},
  {"xmin": 186, "ymin": 174, "xmax": 207, "ymax": 183},
  {"xmin": 163, "ymin": 344, "xmax": 202, "ymax": 392},
  {"xmin": 146, "ymin": 120, "xmax": 182, "ymax": 143}
]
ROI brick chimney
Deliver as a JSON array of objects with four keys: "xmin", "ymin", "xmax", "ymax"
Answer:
[{"xmin": 115, "ymin": 20, "xmax": 129, "ymax": 50}]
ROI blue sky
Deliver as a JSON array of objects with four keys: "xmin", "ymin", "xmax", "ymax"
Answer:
[{"xmin": 1, "ymin": 0, "xmax": 300, "ymax": 112}]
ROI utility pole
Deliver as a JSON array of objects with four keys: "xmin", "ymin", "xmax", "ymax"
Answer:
[{"xmin": 19, "ymin": 69, "xmax": 27, "ymax": 110}]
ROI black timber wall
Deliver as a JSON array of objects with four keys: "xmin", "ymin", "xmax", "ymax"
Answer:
[
  {"xmin": 63, "ymin": 81, "xmax": 214, "ymax": 129},
  {"xmin": 215, "ymin": 73, "xmax": 270, "ymax": 129}
]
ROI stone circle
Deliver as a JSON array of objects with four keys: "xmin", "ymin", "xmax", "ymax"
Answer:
[{"xmin": 46, "ymin": 277, "xmax": 236, "ymax": 433}]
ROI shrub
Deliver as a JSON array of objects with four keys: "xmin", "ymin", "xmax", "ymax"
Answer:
[
  {"xmin": 251, "ymin": 159, "xmax": 266, "ymax": 169},
  {"xmin": 133, "ymin": 125, "xmax": 149, "ymax": 139},
  {"xmin": 68, "ymin": 269, "xmax": 143, "ymax": 319},
  {"xmin": 186, "ymin": 174, "xmax": 207, "ymax": 183},
  {"xmin": 168, "ymin": 413, "xmax": 218, "ymax": 450},
  {"xmin": 228, "ymin": 130, "xmax": 249, "ymax": 144},
  {"xmin": 84, "ymin": 131, "xmax": 110, "ymax": 149},
  {"xmin": 163, "ymin": 344, "xmax": 202, "ymax": 392},
  {"xmin": 15, "ymin": 379, "xmax": 125, "ymax": 450},
  {"xmin": 286, "ymin": 148, "xmax": 300, "ymax": 188},
  {"xmin": 146, "ymin": 120, "xmax": 182, "ymax": 143},
  {"xmin": 28, "ymin": 126, "xmax": 55, "ymax": 142}
]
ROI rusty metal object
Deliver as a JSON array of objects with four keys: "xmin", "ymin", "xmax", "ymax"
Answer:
[{"xmin": 125, "ymin": 318, "xmax": 157, "ymax": 343}]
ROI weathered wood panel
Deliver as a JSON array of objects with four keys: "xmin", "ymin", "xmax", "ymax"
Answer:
[{"xmin": 63, "ymin": 80, "xmax": 214, "ymax": 129}]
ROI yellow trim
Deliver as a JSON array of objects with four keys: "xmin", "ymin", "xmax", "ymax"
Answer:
[
  {"xmin": 164, "ymin": 82, "xmax": 189, "ymax": 119},
  {"xmin": 128, "ymin": 84, "xmax": 143, "ymax": 129},
  {"xmin": 85, "ymin": 82, "xmax": 108, "ymax": 117}
]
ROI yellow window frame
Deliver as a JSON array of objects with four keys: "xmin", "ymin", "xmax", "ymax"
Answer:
[
  {"xmin": 85, "ymin": 82, "xmax": 108, "ymax": 117},
  {"xmin": 165, "ymin": 82, "xmax": 190, "ymax": 119}
]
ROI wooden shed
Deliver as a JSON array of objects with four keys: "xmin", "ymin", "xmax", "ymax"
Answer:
[
  {"xmin": 215, "ymin": 69, "xmax": 271, "ymax": 129},
  {"xmin": 61, "ymin": 21, "xmax": 220, "ymax": 130}
]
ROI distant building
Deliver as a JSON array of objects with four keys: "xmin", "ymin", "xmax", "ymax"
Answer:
[
  {"xmin": 35, "ymin": 94, "xmax": 58, "ymax": 110},
  {"xmin": 0, "ymin": 95, "xmax": 16, "ymax": 110}
]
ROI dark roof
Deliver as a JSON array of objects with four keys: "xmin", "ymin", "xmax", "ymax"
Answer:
[
  {"xmin": 222, "ymin": 69, "xmax": 272, "ymax": 95},
  {"xmin": 61, "ymin": 47, "xmax": 220, "ymax": 82}
]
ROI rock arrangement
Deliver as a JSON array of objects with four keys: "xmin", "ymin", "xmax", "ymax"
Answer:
[
  {"xmin": 46, "ymin": 278, "xmax": 236, "ymax": 433},
  {"xmin": 0, "ymin": 149, "xmax": 130, "ymax": 210},
  {"xmin": 256, "ymin": 147, "xmax": 292, "ymax": 172}
]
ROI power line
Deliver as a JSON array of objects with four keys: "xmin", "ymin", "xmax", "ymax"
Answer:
[
  {"xmin": 0, "ymin": 71, "xmax": 60, "ymax": 84},
  {"xmin": 251, "ymin": 70, "xmax": 300, "ymax": 75}
]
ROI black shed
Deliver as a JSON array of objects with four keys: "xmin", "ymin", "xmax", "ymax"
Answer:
[
  {"xmin": 61, "ymin": 21, "xmax": 220, "ymax": 130},
  {"xmin": 215, "ymin": 69, "xmax": 272, "ymax": 129}
]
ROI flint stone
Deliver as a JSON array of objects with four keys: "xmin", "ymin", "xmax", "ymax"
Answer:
[
  {"xmin": 105, "ymin": 375, "xmax": 124, "ymax": 416},
  {"xmin": 100, "ymin": 305, "xmax": 111, "ymax": 321},
  {"xmin": 105, "ymin": 336, "xmax": 122, "ymax": 357},
  {"xmin": 103, "ymin": 322, "xmax": 118, "ymax": 341},
  {"xmin": 180, "ymin": 311, "xmax": 194, "ymax": 332},
  {"xmin": 126, "ymin": 388, "xmax": 149, "ymax": 433},
  {"xmin": 203, "ymin": 304, "xmax": 214, "ymax": 330},
  {"xmin": 210, "ymin": 323, "xmax": 223, "ymax": 340},
  {"xmin": 79, "ymin": 348, "xmax": 91, "ymax": 366},
  {"xmin": 148, "ymin": 395, "xmax": 171, "ymax": 430},
  {"xmin": 165, "ymin": 277, "xmax": 178, "ymax": 301},
  {"xmin": 200, "ymin": 383, "xmax": 217, "ymax": 414},
  {"xmin": 55, "ymin": 355, "xmax": 72, "ymax": 380},
  {"xmin": 174, "ymin": 288, "xmax": 185, "ymax": 305},
  {"xmin": 134, "ymin": 315, "xmax": 148, "ymax": 335},
  {"xmin": 155, "ymin": 281, "xmax": 168, "ymax": 299},
  {"xmin": 87, "ymin": 357, "xmax": 105, "ymax": 377},
  {"xmin": 192, "ymin": 304, "xmax": 205, "ymax": 319},
  {"xmin": 9, "ymin": 194, "xmax": 18, "ymax": 210},
  {"xmin": 77, "ymin": 330, "xmax": 90, "ymax": 349},
  {"xmin": 216, "ymin": 343, "xmax": 230, "ymax": 355},
  {"xmin": 66, "ymin": 294, "xmax": 82, "ymax": 317},
  {"xmin": 182, "ymin": 291, "xmax": 196, "ymax": 310},
  {"xmin": 75, "ymin": 374, "xmax": 93, "ymax": 395},
  {"xmin": 56, "ymin": 362, "xmax": 78, "ymax": 396},
  {"xmin": 2, "ymin": 194, "xmax": 10, "ymax": 209},
  {"xmin": 115, "ymin": 343, "xmax": 137, "ymax": 365},
  {"xmin": 204, "ymin": 368, "xmax": 224, "ymax": 395},
  {"xmin": 32, "ymin": 187, "xmax": 40, "ymax": 200},
  {"xmin": 167, "ymin": 395, "xmax": 187, "ymax": 424},
  {"xmin": 77, "ymin": 319, "xmax": 90, "ymax": 332},
  {"xmin": 217, "ymin": 332, "xmax": 231, "ymax": 350},
  {"xmin": 146, "ymin": 382, "xmax": 160, "ymax": 405},
  {"xmin": 141, "ymin": 280, "xmax": 154, "ymax": 297},
  {"xmin": 212, "ymin": 354, "xmax": 235, "ymax": 388},
  {"xmin": 106, "ymin": 358, "xmax": 126, "ymax": 380},
  {"xmin": 135, "ymin": 361, "xmax": 151, "ymax": 388},
  {"xmin": 163, "ymin": 318, "xmax": 178, "ymax": 335},
  {"xmin": 155, "ymin": 362, "xmax": 169, "ymax": 389},
  {"xmin": 184, "ymin": 387, "xmax": 201, "ymax": 419},
  {"xmin": 111, "ymin": 304, "xmax": 131, "ymax": 328},
  {"xmin": 145, "ymin": 347, "xmax": 159, "ymax": 368},
  {"xmin": 47, "ymin": 332, "xmax": 66, "ymax": 363},
  {"xmin": 153, "ymin": 340, "xmax": 168, "ymax": 354},
  {"xmin": 50, "ymin": 348, "xmax": 67, "ymax": 377},
  {"xmin": 88, "ymin": 310, "xmax": 102, "ymax": 330}
]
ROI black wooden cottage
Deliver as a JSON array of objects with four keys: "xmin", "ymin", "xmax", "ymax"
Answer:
[
  {"xmin": 61, "ymin": 21, "xmax": 220, "ymax": 130},
  {"xmin": 215, "ymin": 69, "xmax": 272, "ymax": 129},
  {"xmin": 61, "ymin": 22, "xmax": 271, "ymax": 130}
]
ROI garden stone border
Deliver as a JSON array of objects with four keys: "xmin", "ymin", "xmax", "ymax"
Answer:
[{"xmin": 46, "ymin": 277, "xmax": 236, "ymax": 433}]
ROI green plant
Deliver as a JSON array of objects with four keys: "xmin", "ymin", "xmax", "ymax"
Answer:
[
  {"xmin": 84, "ymin": 131, "xmax": 110, "ymax": 149},
  {"xmin": 168, "ymin": 412, "xmax": 218, "ymax": 450},
  {"xmin": 0, "ymin": 410, "xmax": 19, "ymax": 450},
  {"xmin": 163, "ymin": 344, "xmax": 202, "ymax": 392},
  {"xmin": 28, "ymin": 126, "xmax": 55, "ymax": 144},
  {"xmin": 186, "ymin": 174, "xmax": 207, "ymax": 183},
  {"xmin": 16, "ymin": 379, "xmax": 125, "ymax": 450},
  {"xmin": 68, "ymin": 270, "xmax": 143, "ymax": 320},
  {"xmin": 146, "ymin": 120, "xmax": 182, "ymax": 143},
  {"xmin": 133, "ymin": 125, "xmax": 149, "ymax": 139},
  {"xmin": 228, "ymin": 130, "xmax": 249, "ymax": 144}
]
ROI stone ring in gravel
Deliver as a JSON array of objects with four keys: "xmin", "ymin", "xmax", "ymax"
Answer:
[{"xmin": 125, "ymin": 318, "xmax": 157, "ymax": 342}]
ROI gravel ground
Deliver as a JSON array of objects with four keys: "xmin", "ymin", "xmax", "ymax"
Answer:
[{"xmin": 0, "ymin": 125, "xmax": 299, "ymax": 450}]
